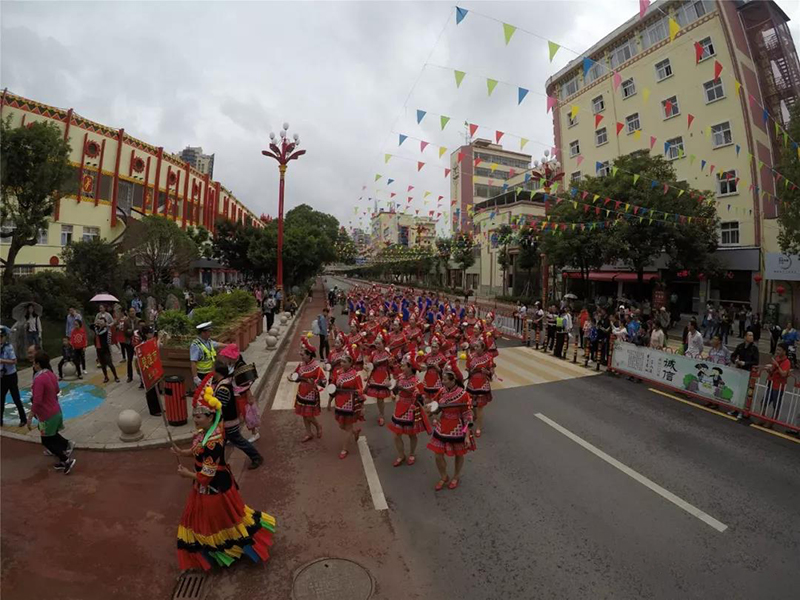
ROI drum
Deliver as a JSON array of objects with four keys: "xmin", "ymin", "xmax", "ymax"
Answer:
[
  {"xmin": 323, "ymin": 363, "xmax": 331, "ymax": 371},
  {"xmin": 388, "ymin": 378, "xmax": 396, "ymax": 390},
  {"xmin": 424, "ymin": 346, "xmax": 432, "ymax": 354},
  {"xmin": 289, "ymin": 372, "xmax": 299, "ymax": 382},
  {"xmin": 427, "ymin": 401, "xmax": 439, "ymax": 414},
  {"xmin": 325, "ymin": 383, "xmax": 337, "ymax": 395},
  {"xmin": 234, "ymin": 363, "xmax": 258, "ymax": 387},
  {"xmin": 364, "ymin": 362, "xmax": 374, "ymax": 371}
]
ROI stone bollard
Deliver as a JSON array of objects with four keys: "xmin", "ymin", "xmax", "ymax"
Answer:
[
  {"xmin": 280, "ymin": 314, "xmax": 288, "ymax": 326},
  {"xmin": 269, "ymin": 327, "xmax": 280, "ymax": 338},
  {"xmin": 118, "ymin": 409, "xmax": 144, "ymax": 442},
  {"xmin": 62, "ymin": 362, "xmax": 77, "ymax": 378},
  {"xmin": 266, "ymin": 335, "xmax": 278, "ymax": 351}
]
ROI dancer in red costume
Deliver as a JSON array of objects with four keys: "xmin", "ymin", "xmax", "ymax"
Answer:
[
  {"xmin": 173, "ymin": 384, "xmax": 276, "ymax": 571},
  {"xmin": 426, "ymin": 358, "xmax": 474, "ymax": 490},
  {"xmin": 365, "ymin": 335, "xmax": 392, "ymax": 426},
  {"xmin": 331, "ymin": 352, "xmax": 364, "ymax": 459},
  {"xmin": 421, "ymin": 335, "xmax": 447, "ymax": 401},
  {"xmin": 388, "ymin": 350, "xmax": 426, "ymax": 466},
  {"xmin": 466, "ymin": 336, "xmax": 495, "ymax": 438},
  {"xmin": 325, "ymin": 332, "xmax": 348, "ymax": 410},
  {"xmin": 290, "ymin": 337, "xmax": 325, "ymax": 442},
  {"xmin": 483, "ymin": 312, "xmax": 500, "ymax": 358},
  {"xmin": 386, "ymin": 319, "xmax": 406, "ymax": 379}
]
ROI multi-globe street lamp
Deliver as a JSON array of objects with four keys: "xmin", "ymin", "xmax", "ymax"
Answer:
[
  {"xmin": 531, "ymin": 150, "xmax": 563, "ymax": 304},
  {"xmin": 262, "ymin": 123, "xmax": 306, "ymax": 307}
]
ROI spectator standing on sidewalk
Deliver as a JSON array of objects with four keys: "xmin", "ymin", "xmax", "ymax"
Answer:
[
  {"xmin": 57, "ymin": 337, "xmax": 81, "ymax": 380},
  {"xmin": 27, "ymin": 351, "xmax": 76, "ymax": 474},
  {"xmin": 94, "ymin": 304, "xmax": 119, "ymax": 383},
  {"xmin": 24, "ymin": 304, "xmax": 43, "ymax": 349},
  {"xmin": 649, "ymin": 322, "xmax": 666, "ymax": 350},
  {"xmin": 657, "ymin": 307, "xmax": 671, "ymax": 342},
  {"xmin": 707, "ymin": 335, "xmax": 731, "ymax": 365},
  {"xmin": 737, "ymin": 306, "xmax": 748, "ymax": 339},
  {"xmin": 685, "ymin": 320, "xmax": 704, "ymax": 358},
  {"xmin": 316, "ymin": 308, "xmax": 330, "ymax": 360},
  {"xmin": 69, "ymin": 319, "xmax": 88, "ymax": 374},
  {"xmin": 262, "ymin": 294, "xmax": 277, "ymax": 332},
  {"xmin": 131, "ymin": 294, "xmax": 143, "ymax": 318},
  {"xmin": 749, "ymin": 314, "xmax": 761, "ymax": 343},
  {"xmin": 718, "ymin": 308, "xmax": 732, "ymax": 345},
  {"xmin": 545, "ymin": 305, "xmax": 557, "ymax": 352},
  {"xmin": 578, "ymin": 306, "xmax": 590, "ymax": 348},
  {"xmin": 731, "ymin": 331, "xmax": 759, "ymax": 371},
  {"xmin": 120, "ymin": 308, "xmax": 136, "ymax": 382},
  {"xmin": 763, "ymin": 343, "xmax": 791, "ymax": 426},
  {"xmin": 65, "ymin": 307, "xmax": 82, "ymax": 337},
  {"xmin": 0, "ymin": 327, "xmax": 27, "ymax": 427}
]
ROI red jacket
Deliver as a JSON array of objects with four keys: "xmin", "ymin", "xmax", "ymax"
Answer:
[{"xmin": 70, "ymin": 327, "xmax": 87, "ymax": 350}]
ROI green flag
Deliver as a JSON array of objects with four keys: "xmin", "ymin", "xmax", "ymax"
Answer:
[
  {"xmin": 454, "ymin": 70, "xmax": 466, "ymax": 88},
  {"xmin": 548, "ymin": 41, "xmax": 560, "ymax": 62},
  {"xmin": 440, "ymin": 115, "xmax": 451, "ymax": 130},
  {"xmin": 503, "ymin": 23, "xmax": 517, "ymax": 45},
  {"xmin": 487, "ymin": 78, "xmax": 499, "ymax": 96},
  {"xmin": 633, "ymin": 174, "xmax": 640, "ymax": 185}
]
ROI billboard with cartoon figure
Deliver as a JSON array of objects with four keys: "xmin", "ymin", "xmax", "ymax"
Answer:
[{"xmin": 610, "ymin": 341, "xmax": 750, "ymax": 409}]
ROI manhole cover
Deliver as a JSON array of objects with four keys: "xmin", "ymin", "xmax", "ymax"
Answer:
[
  {"xmin": 292, "ymin": 558, "xmax": 374, "ymax": 600},
  {"xmin": 173, "ymin": 572, "xmax": 207, "ymax": 600}
]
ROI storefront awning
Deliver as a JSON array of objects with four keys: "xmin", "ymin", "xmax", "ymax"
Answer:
[{"xmin": 563, "ymin": 271, "xmax": 660, "ymax": 282}]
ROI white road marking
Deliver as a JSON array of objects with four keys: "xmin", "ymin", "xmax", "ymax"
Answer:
[
  {"xmin": 358, "ymin": 435, "xmax": 388, "ymax": 511},
  {"xmin": 534, "ymin": 413, "xmax": 728, "ymax": 533}
]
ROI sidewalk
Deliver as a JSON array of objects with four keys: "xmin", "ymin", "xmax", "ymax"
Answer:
[{"xmin": 0, "ymin": 310, "xmax": 304, "ymax": 450}]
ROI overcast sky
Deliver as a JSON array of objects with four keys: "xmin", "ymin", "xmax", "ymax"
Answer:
[{"xmin": 3, "ymin": 0, "xmax": 799, "ymax": 234}]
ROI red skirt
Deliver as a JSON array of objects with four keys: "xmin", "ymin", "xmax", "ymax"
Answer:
[
  {"xmin": 388, "ymin": 400, "xmax": 425, "ymax": 436},
  {"xmin": 294, "ymin": 396, "xmax": 321, "ymax": 417},
  {"xmin": 335, "ymin": 410, "xmax": 364, "ymax": 427},
  {"xmin": 426, "ymin": 435, "xmax": 474, "ymax": 456},
  {"xmin": 365, "ymin": 384, "xmax": 392, "ymax": 399},
  {"xmin": 177, "ymin": 485, "xmax": 276, "ymax": 571},
  {"xmin": 468, "ymin": 390, "xmax": 492, "ymax": 408}
]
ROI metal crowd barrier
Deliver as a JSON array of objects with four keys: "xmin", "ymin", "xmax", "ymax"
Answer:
[{"xmin": 747, "ymin": 369, "xmax": 800, "ymax": 432}]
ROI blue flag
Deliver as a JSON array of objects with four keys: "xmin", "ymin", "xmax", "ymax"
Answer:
[{"xmin": 456, "ymin": 6, "xmax": 469, "ymax": 24}]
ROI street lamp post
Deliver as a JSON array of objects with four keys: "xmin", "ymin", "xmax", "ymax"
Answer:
[
  {"xmin": 262, "ymin": 123, "xmax": 306, "ymax": 308},
  {"xmin": 531, "ymin": 150, "xmax": 563, "ymax": 304}
]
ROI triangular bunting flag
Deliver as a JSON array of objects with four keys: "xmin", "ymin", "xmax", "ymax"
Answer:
[
  {"xmin": 487, "ymin": 78, "xmax": 499, "ymax": 96},
  {"xmin": 384, "ymin": 154, "xmax": 391, "ymax": 164},
  {"xmin": 417, "ymin": 162, "xmax": 425, "ymax": 171},
  {"xmin": 495, "ymin": 131, "xmax": 504, "ymax": 143},
  {"xmin": 399, "ymin": 134, "xmax": 408, "ymax": 146},
  {"xmin": 518, "ymin": 87, "xmax": 529, "ymax": 105},
  {"xmin": 611, "ymin": 166, "xmax": 619, "ymax": 177},
  {"xmin": 687, "ymin": 113, "xmax": 695, "ymax": 129},
  {"xmin": 420, "ymin": 141, "xmax": 429, "ymax": 152},
  {"xmin": 387, "ymin": 178, "xmax": 394, "ymax": 185},
  {"xmin": 469, "ymin": 123, "xmax": 479, "ymax": 137},
  {"xmin": 639, "ymin": 0, "xmax": 650, "ymax": 18},
  {"xmin": 613, "ymin": 72, "xmax": 622, "ymax": 91},
  {"xmin": 454, "ymin": 70, "xmax": 466, "ymax": 88},
  {"xmin": 583, "ymin": 57, "xmax": 594, "ymax": 77},
  {"xmin": 546, "ymin": 95, "xmax": 557, "ymax": 113},
  {"xmin": 440, "ymin": 115, "xmax": 450, "ymax": 130},
  {"xmin": 616, "ymin": 122, "xmax": 624, "ymax": 135},
  {"xmin": 407, "ymin": 185, "xmax": 414, "ymax": 192},
  {"xmin": 439, "ymin": 146, "xmax": 447, "ymax": 158},
  {"xmin": 455, "ymin": 6, "xmax": 468, "ymax": 25},
  {"xmin": 416, "ymin": 110, "xmax": 426, "ymax": 124},
  {"xmin": 595, "ymin": 113, "xmax": 604, "ymax": 127},
  {"xmin": 444, "ymin": 168, "xmax": 451, "ymax": 178},
  {"xmin": 695, "ymin": 41, "xmax": 704, "ymax": 64},
  {"xmin": 633, "ymin": 129, "xmax": 642, "ymax": 140},
  {"xmin": 375, "ymin": 174, "xmax": 382, "ymax": 181},
  {"xmin": 633, "ymin": 174, "xmax": 640, "ymax": 185},
  {"xmin": 652, "ymin": 136, "xmax": 658, "ymax": 150},
  {"xmin": 735, "ymin": 80, "xmax": 741, "ymax": 96},
  {"xmin": 571, "ymin": 105, "xmax": 580, "ymax": 119},
  {"xmin": 548, "ymin": 40, "xmax": 560, "ymax": 62},
  {"xmin": 457, "ymin": 152, "xmax": 464, "ymax": 163},
  {"xmin": 503, "ymin": 23, "xmax": 517, "ymax": 45},
  {"xmin": 668, "ymin": 17, "xmax": 680, "ymax": 41},
  {"xmin": 714, "ymin": 60, "xmax": 723, "ymax": 81},
  {"xmin": 643, "ymin": 88, "xmax": 650, "ymax": 103},
  {"xmin": 520, "ymin": 138, "xmax": 529, "ymax": 150},
  {"xmin": 577, "ymin": 155, "xmax": 584, "ymax": 166}
]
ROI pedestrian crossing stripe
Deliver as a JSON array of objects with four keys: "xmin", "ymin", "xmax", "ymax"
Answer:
[{"xmin": 272, "ymin": 348, "xmax": 598, "ymax": 410}]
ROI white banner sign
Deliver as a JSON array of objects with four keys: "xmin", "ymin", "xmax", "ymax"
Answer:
[
  {"xmin": 611, "ymin": 341, "xmax": 751, "ymax": 409},
  {"xmin": 765, "ymin": 253, "xmax": 800, "ymax": 281}
]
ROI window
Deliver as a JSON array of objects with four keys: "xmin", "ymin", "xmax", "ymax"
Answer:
[
  {"xmin": 655, "ymin": 59, "xmax": 673, "ymax": 82},
  {"xmin": 36, "ymin": 228, "xmax": 48, "ymax": 245},
  {"xmin": 585, "ymin": 59, "xmax": 604, "ymax": 84},
  {"xmin": 661, "ymin": 95, "xmax": 680, "ymax": 119},
  {"xmin": 561, "ymin": 75, "xmax": 580, "ymax": 99},
  {"xmin": 626, "ymin": 113, "xmax": 640, "ymax": 134},
  {"xmin": 717, "ymin": 170, "xmax": 738, "ymax": 196},
  {"xmin": 1, "ymin": 223, "xmax": 15, "ymax": 244},
  {"xmin": 676, "ymin": 0, "xmax": 708, "ymax": 26},
  {"xmin": 571, "ymin": 171, "xmax": 582, "ymax": 182},
  {"xmin": 61, "ymin": 225, "xmax": 73, "ymax": 246},
  {"xmin": 711, "ymin": 121, "xmax": 732, "ymax": 147},
  {"xmin": 665, "ymin": 136, "xmax": 684, "ymax": 160},
  {"xmin": 595, "ymin": 127, "xmax": 608, "ymax": 146},
  {"xmin": 609, "ymin": 39, "xmax": 636, "ymax": 69},
  {"xmin": 720, "ymin": 221, "xmax": 739, "ymax": 246},
  {"xmin": 569, "ymin": 140, "xmax": 581, "ymax": 157},
  {"xmin": 82, "ymin": 226, "xmax": 100, "ymax": 242},
  {"xmin": 597, "ymin": 161, "xmax": 611, "ymax": 177},
  {"xmin": 13, "ymin": 266, "xmax": 34, "ymax": 277},
  {"xmin": 592, "ymin": 95, "xmax": 605, "ymax": 114},
  {"xmin": 622, "ymin": 78, "xmax": 636, "ymax": 99},
  {"xmin": 568, "ymin": 111, "xmax": 578, "ymax": 127},
  {"xmin": 698, "ymin": 36, "xmax": 715, "ymax": 61},
  {"xmin": 704, "ymin": 79, "xmax": 725, "ymax": 103},
  {"xmin": 643, "ymin": 18, "xmax": 668, "ymax": 49}
]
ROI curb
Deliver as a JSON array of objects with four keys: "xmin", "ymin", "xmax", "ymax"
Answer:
[{"xmin": 0, "ymin": 304, "xmax": 308, "ymax": 452}]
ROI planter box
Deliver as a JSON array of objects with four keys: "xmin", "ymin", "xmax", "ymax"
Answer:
[{"xmin": 256, "ymin": 312, "xmax": 264, "ymax": 336}]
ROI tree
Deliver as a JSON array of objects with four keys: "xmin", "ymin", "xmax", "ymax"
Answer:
[
  {"xmin": 187, "ymin": 226, "xmax": 214, "ymax": 259},
  {"xmin": 516, "ymin": 226, "xmax": 541, "ymax": 299},
  {"xmin": 61, "ymin": 238, "xmax": 123, "ymax": 303},
  {"xmin": 213, "ymin": 220, "xmax": 260, "ymax": 277},
  {"xmin": 125, "ymin": 215, "xmax": 198, "ymax": 284},
  {"xmin": 777, "ymin": 103, "xmax": 800, "ymax": 254},
  {"xmin": 334, "ymin": 228, "xmax": 357, "ymax": 265},
  {"xmin": 434, "ymin": 236, "xmax": 452, "ymax": 286},
  {"xmin": 495, "ymin": 224, "xmax": 513, "ymax": 296},
  {"xmin": 1, "ymin": 117, "xmax": 73, "ymax": 284},
  {"xmin": 580, "ymin": 152, "xmax": 718, "ymax": 299},
  {"xmin": 451, "ymin": 231, "xmax": 476, "ymax": 291}
]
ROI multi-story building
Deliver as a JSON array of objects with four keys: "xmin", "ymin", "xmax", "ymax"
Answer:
[
  {"xmin": 369, "ymin": 209, "xmax": 437, "ymax": 251},
  {"xmin": 449, "ymin": 138, "xmax": 531, "ymax": 232},
  {"xmin": 1, "ymin": 91, "xmax": 262, "ymax": 276},
  {"xmin": 179, "ymin": 146, "xmax": 215, "ymax": 178},
  {"xmin": 545, "ymin": 0, "xmax": 800, "ymax": 313}
]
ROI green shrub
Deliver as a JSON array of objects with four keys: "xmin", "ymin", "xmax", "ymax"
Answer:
[
  {"xmin": 157, "ymin": 310, "xmax": 192, "ymax": 336},
  {"xmin": 0, "ymin": 272, "xmax": 82, "ymax": 323},
  {"xmin": 190, "ymin": 306, "xmax": 223, "ymax": 329},
  {"xmin": 210, "ymin": 289, "xmax": 256, "ymax": 314}
]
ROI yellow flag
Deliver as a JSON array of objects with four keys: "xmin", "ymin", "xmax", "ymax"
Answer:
[
  {"xmin": 668, "ymin": 17, "xmax": 680, "ymax": 41},
  {"xmin": 571, "ymin": 105, "xmax": 580, "ymax": 119},
  {"xmin": 643, "ymin": 88, "xmax": 650, "ymax": 103},
  {"xmin": 633, "ymin": 129, "xmax": 642, "ymax": 140},
  {"xmin": 490, "ymin": 163, "xmax": 498, "ymax": 172},
  {"xmin": 735, "ymin": 80, "xmax": 741, "ymax": 96},
  {"xmin": 520, "ymin": 138, "xmax": 529, "ymax": 150},
  {"xmin": 439, "ymin": 146, "xmax": 447, "ymax": 159}
]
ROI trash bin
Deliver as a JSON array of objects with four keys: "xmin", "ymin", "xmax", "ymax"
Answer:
[{"xmin": 163, "ymin": 375, "xmax": 188, "ymax": 426}]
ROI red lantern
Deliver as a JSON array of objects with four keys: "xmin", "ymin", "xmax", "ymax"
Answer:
[
  {"xmin": 698, "ymin": 273, "xmax": 706, "ymax": 281},
  {"xmin": 753, "ymin": 274, "xmax": 763, "ymax": 284},
  {"xmin": 776, "ymin": 285, "xmax": 786, "ymax": 296}
]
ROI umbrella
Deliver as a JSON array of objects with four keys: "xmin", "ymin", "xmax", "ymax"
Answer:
[
  {"xmin": 90, "ymin": 293, "xmax": 119, "ymax": 303},
  {"xmin": 11, "ymin": 301, "xmax": 43, "ymax": 322},
  {"xmin": 563, "ymin": 293, "xmax": 578, "ymax": 300}
]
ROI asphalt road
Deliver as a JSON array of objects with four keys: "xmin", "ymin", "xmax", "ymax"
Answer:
[{"xmin": 327, "ymin": 276, "xmax": 800, "ymax": 600}]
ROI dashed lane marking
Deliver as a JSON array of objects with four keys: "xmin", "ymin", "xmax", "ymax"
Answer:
[{"xmin": 358, "ymin": 435, "xmax": 388, "ymax": 511}]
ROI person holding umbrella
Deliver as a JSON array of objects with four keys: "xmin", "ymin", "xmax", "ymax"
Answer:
[{"xmin": 94, "ymin": 303, "xmax": 119, "ymax": 383}]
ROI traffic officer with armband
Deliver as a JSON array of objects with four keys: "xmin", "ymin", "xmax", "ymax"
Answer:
[{"xmin": 190, "ymin": 322, "xmax": 223, "ymax": 390}]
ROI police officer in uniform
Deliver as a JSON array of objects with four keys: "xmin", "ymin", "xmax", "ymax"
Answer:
[{"xmin": 190, "ymin": 322, "xmax": 222, "ymax": 389}]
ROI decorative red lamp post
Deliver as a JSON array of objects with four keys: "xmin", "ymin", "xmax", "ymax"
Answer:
[
  {"xmin": 531, "ymin": 150, "xmax": 564, "ymax": 303},
  {"xmin": 262, "ymin": 123, "xmax": 306, "ymax": 307}
]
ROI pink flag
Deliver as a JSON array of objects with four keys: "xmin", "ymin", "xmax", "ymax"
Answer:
[
  {"xmin": 420, "ymin": 141, "xmax": 429, "ymax": 152},
  {"xmin": 457, "ymin": 152, "xmax": 464, "ymax": 163},
  {"xmin": 444, "ymin": 168, "xmax": 451, "ymax": 178},
  {"xmin": 408, "ymin": 185, "xmax": 414, "ymax": 191},
  {"xmin": 613, "ymin": 72, "xmax": 622, "ymax": 91},
  {"xmin": 639, "ymin": 0, "xmax": 650, "ymax": 19},
  {"xmin": 417, "ymin": 161, "xmax": 425, "ymax": 171},
  {"xmin": 546, "ymin": 96, "xmax": 557, "ymax": 113},
  {"xmin": 650, "ymin": 135, "xmax": 657, "ymax": 150},
  {"xmin": 687, "ymin": 114, "xmax": 695, "ymax": 129},
  {"xmin": 576, "ymin": 155, "xmax": 584, "ymax": 166}
]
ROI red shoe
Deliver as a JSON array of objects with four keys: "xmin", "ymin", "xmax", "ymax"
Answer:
[
  {"xmin": 475, "ymin": 429, "xmax": 482, "ymax": 438},
  {"xmin": 434, "ymin": 477, "xmax": 450, "ymax": 491},
  {"xmin": 377, "ymin": 417, "xmax": 385, "ymax": 427},
  {"xmin": 301, "ymin": 435, "xmax": 314, "ymax": 443},
  {"xmin": 406, "ymin": 455, "xmax": 416, "ymax": 466},
  {"xmin": 392, "ymin": 457, "xmax": 405, "ymax": 467},
  {"xmin": 339, "ymin": 450, "xmax": 348, "ymax": 459},
  {"xmin": 447, "ymin": 478, "xmax": 459, "ymax": 490}
]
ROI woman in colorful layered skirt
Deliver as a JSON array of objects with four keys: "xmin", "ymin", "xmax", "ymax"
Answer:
[
  {"xmin": 421, "ymin": 335, "xmax": 447, "ymax": 401},
  {"xmin": 365, "ymin": 335, "xmax": 392, "ymax": 426},
  {"xmin": 325, "ymin": 332, "xmax": 348, "ymax": 411},
  {"xmin": 386, "ymin": 319, "xmax": 407, "ymax": 379},
  {"xmin": 331, "ymin": 352, "xmax": 364, "ymax": 459},
  {"xmin": 427, "ymin": 358, "xmax": 474, "ymax": 490},
  {"xmin": 466, "ymin": 336, "xmax": 494, "ymax": 438},
  {"xmin": 388, "ymin": 351, "xmax": 427, "ymax": 467},
  {"xmin": 483, "ymin": 312, "xmax": 500, "ymax": 359},
  {"xmin": 291, "ymin": 337, "xmax": 326, "ymax": 442},
  {"xmin": 173, "ymin": 385, "xmax": 276, "ymax": 571}
]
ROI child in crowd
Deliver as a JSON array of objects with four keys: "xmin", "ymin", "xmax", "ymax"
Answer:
[
  {"xmin": 57, "ymin": 339, "xmax": 78, "ymax": 381},
  {"xmin": 69, "ymin": 319, "xmax": 88, "ymax": 375}
]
